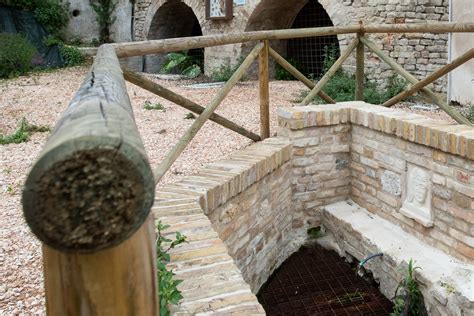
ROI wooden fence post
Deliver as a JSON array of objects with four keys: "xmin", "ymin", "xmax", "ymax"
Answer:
[
  {"xmin": 259, "ymin": 40, "xmax": 270, "ymax": 140},
  {"xmin": 355, "ymin": 33, "xmax": 365, "ymax": 101},
  {"xmin": 22, "ymin": 45, "xmax": 158, "ymax": 315}
]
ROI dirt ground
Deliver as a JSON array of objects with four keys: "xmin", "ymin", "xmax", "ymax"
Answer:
[{"xmin": 0, "ymin": 65, "xmax": 459, "ymax": 314}]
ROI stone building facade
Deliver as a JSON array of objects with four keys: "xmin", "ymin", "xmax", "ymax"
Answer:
[{"xmin": 132, "ymin": 0, "xmax": 452, "ymax": 93}]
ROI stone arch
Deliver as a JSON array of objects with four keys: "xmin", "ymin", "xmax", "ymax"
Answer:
[
  {"xmin": 243, "ymin": 0, "xmax": 345, "ymax": 78},
  {"xmin": 139, "ymin": 0, "xmax": 206, "ymax": 40},
  {"xmin": 142, "ymin": 0, "xmax": 205, "ymax": 73}
]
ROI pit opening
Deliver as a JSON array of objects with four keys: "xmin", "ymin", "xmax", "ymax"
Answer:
[{"xmin": 257, "ymin": 244, "xmax": 393, "ymax": 315}]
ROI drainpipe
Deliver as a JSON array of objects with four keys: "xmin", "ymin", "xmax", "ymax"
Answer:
[{"xmin": 447, "ymin": 0, "xmax": 453, "ymax": 103}]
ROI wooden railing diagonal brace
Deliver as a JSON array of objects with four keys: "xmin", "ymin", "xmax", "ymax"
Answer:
[
  {"xmin": 360, "ymin": 36, "xmax": 472, "ymax": 126},
  {"xmin": 299, "ymin": 37, "xmax": 359, "ymax": 106},
  {"xmin": 383, "ymin": 48, "xmax": 474, "ymax": 110},
  {"xmin": 152, "ymin": 43, "xmax": 265, "ymax": 184},
  {"xmin": 122, "ymin": 69, "xmax": 261, "ymax": 142},
  {"xmin": 268, "ymin": 48, "xmax": 335, "ymax": 104}
]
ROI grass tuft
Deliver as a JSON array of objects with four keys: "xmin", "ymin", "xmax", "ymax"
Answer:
[{"xmin": 0, "ymin": 118, "xmax": 50, "ymax": 145}]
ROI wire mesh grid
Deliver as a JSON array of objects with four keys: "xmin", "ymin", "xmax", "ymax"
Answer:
[
  {"xmin": 257, "ymin": 244, "xmax": 393, "ymax": 315},
  {"xmin": 287, "ymin": 0, "xmax": 341, "ymax": 78}
]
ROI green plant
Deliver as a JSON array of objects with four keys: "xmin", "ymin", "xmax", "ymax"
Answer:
[
  {"xmin": 5, "ymin": 0, "xmax": 69, "ymax": 38},
  {"xmin": 210, "ymin": 58, "xmax": 243, "ymax": 82},
  {"xmin": 60, "ymin": 45, "xmax": 85, "ymax": 66},
  {"xmin": 0, "ymin": 33, "xmax": 37, "ymax": 78},
  {"xmin": 90, "ymin": 0, "xmax": 117, "ymax": 44},
  {"xmin": 156, "ymin": 220, "xmax": 188, "ymax": 316},
  {"xmin": 275, "ymin": 58, "xmax": 299, "ymax": 81},
  {"xmin": 391, "ymin": 259, "xmax": 427, "ymax": 316},
  {"xmin": 34, "ymin": 0, "xmax": 69, "ymax": 35},
  {"xmin": 161, "ymin": 52, "xmax": 201, "ymax": 79},
  {"xmin": 466, "ymin": 106, "xmax": 474, "ymax": 123},
  {"xmin": 184, "ymin": 112, "xmax": 196, "ymax": 120},
  {"xmin": 0, "ymin": 118, "xmax": 50, "ymax": 145},
  {"xmin": 143, "ymin": 101, "xmax": 165, "ymax": 111}
]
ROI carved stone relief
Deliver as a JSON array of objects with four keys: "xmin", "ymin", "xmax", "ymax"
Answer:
[{"xmin": 400, "ymin": 165, "xmax": 433, "ymax": 227}]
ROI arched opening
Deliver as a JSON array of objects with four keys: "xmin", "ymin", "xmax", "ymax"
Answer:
[
  {"xmin": 243, "ymin": 0, "xmax": 339, "ymax": 79},
  {"xmin": 145, "ymin": 0, "xmax": 203, "ymax": 73},
  {"xmin": 287, "ymin": 1, "xmax": 340, "ymax": 78}
]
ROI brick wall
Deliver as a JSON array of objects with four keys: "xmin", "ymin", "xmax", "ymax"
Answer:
[{"xmin": 278, "ymin": 102, "xmax": 474, "ymax": 262}]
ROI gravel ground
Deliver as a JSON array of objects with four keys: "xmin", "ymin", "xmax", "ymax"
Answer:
[{"xmin": 0, "ymin": 66, "xmax": 460, "ymax": 314}]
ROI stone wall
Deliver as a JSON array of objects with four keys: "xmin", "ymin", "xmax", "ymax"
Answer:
[
  {"xmin": 132, "ymin": 0, "xmax": 450, "ymax": 92},
  {"xmin": 278, "ymin": 102, "xmax": 474, "ymax": 262}
]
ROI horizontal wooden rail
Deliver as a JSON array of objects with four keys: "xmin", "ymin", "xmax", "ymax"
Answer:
[
  {"xmin": 383, "ymin": 48, "xmax": 474, "ymax": 108},
  {"xmin": 114, "ymin": 23, "xmax": 474, "ymax": 58},
  {"xmin": 300, "ymin": 37, "xmax": 359, "ymax": 106},
  {"xmin": 268, "ymin": 48, "xmax": 335, "ymax": 104},
  {"xmin": 152, "ymin": 43, "xmax": 264, "ymax": 184},
  {"xmin": 23, "ymin": 44, "xmax": 157, "ymax": 314},
  {"xmin": 123, "ymin": 69, "xmax": 261, "ymax": 141},
  {"xmin": 360, "ymin": 36, "xmax": 472, "ymax": 126}
]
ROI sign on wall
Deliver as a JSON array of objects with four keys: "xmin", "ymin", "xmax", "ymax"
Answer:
[{"xmin": 206, "ymin": 0, "xmax": 233, "ymax": 20}]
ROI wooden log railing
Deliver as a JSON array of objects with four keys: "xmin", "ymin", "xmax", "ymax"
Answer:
[{"xmin": 23, "ymin": 22, "xmax": 474, "ymax": 315}]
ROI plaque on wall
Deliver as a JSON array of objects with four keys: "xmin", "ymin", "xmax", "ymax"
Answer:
[
  {"xmin": 400, "ymin": 165, "xmax": 433, "ymax": 227},
  {"xmin": 206, "ymin": 0, "xmax": 233, "ymax": 20}
]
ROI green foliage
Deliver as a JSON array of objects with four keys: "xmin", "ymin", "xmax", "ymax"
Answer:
[
  {"xmin": 60, "ymin": 45, "xmax": 85, "ymax": 66},
  {"xmin": 156, "ymin": 220, "xmax": 188, "ymax": 316},
  {"xmin": 210, "ymin": 59, "xmax": 243, "ymax": 82},
  {"xmin": 161, "ymin": 52, "xmax": 202, "ymax": 79},
  {"xmin": 143, "ymin": 101, "xmax": 165, "ymax": 111},
  {"xmin": 34, "ymin": 0, "xmax": 69, "ymax": 35},
  {"xmin": 90, "ymin": 0, "xmax": 117, "ymax": 44},
  {"xmin": 466, "ymin": 106, "xmax": 474, "ymax": 124},
  {"xmin": 275, "ymin": 58, "xmax": 299, "ymax": 81},
  {"xmin": 0, "ymin": 118, "xmax": 50, "ymax": 145},
  {"xmin": 294, "ymin": 45, "xmax": 407, "ymax": 105},
  {"xmin": 0, "ymin": 33, "xmax": 37, "ymax": 79},
  {"xmin": 184, "ymin": 112, "xmax": 196, "ymax": 120},
  {"xmin": 6, "ymin": 0, "xmax": 69, "ymax": 37},
  {"xmin": 391, "ymin": 260, "xmax": 427, "ymax": 316}
]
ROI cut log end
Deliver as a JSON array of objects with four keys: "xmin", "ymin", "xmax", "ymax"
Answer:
[{"xmin": 23, "ymin": 148, "xmax": 153, "ymax": 253}]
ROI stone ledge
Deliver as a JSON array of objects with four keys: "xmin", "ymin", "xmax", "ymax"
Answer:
[
  {"xmin": 321, "ymin": 200, "xmax": 473, "ymax": 316},
  {"xmin": 277, "ymin": 102, "xmax": 474, "ymax": 160}
]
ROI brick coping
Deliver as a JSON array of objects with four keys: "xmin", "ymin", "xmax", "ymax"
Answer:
[
  {"xmin": 278, "ymin": 101, "xmax": 474, "ymax": 161},
  {"xmin": 152, "ymin": 138, "xmax": 292, "ymax": 314}
]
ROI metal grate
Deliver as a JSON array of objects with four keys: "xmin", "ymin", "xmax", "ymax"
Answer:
[
  {"xmin": 287, "ymin": 0, "xmax": 340, "ymax": 78},
  {"xmin": 257, "ymin": 244, "xmax": 393, "ymax": 315}
]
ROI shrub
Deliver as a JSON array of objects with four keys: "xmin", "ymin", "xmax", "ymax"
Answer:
[
  {"xmin": 275, "ymin": 58, "xmax": 299, "ymax": 81},
  {"xmin": 60, "ymin": 45, "xmax": 85, "ymax": 66},
  {"xmin": 465, "ymin": 105, "xmax": 474, "ymax": 123},
  {"xmin": 161, "ymin": 52, "xmax": 201, "ymax": 79},
  {"xmin": 0, "ymin": 33, "xmax": 37, "ymax": 78},
  {"xmin": 210, "ymin": 59, "xmax": 243, "ymax": 82},
  {"xmin": 34, "ymin": 0, "xmax": 69, "ymax": 35},
  {"xmin": 90, "ymin": 0, "xmax": 117, "ymax": 44},
  {"xmin": 391, "ymin": 260, "xmax": 427, "ymax": 316}
]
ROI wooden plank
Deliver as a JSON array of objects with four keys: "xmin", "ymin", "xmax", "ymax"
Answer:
[
  {"xmin": 114, "ymin": 23, "xmax": 474, "ymax": 58},
  {"xmin": 152, "ymin": 43, "xmax": 264, "ymax": 184},
  {"xmin": 123, "ymin": 69, "xmax": 261, "ymax": 142},
  {"xmin": 355, "ymin": 34, "xmax": 365, "ymax": 101},
  {"xmin": 114, "ymin": 26, "xmax": 360, "ymax": 58},
  {"xmin": 360, "ymin": 36, "xmax": 472, "ymax": 126},
  {"xmin": 43, "ymin": 215, "xmax": 157, "ymax": 316},
  {"xmin": 383, "ymin": 48, "xmax": 474, "ymax": 108},
  {"xmin": 22, "ymin": 44, "xmax": 155, "ymax": 253},
  {"xmin": 259, "ymin": 40, "xmax": 270, "ymax": 140},
  {"xmin": 299, "ymin": 37, "xmax": 359, "ymax": 106},
  {"xmin": 268, "ymin": 48, "xmax": 335, "ymax": 104}
]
